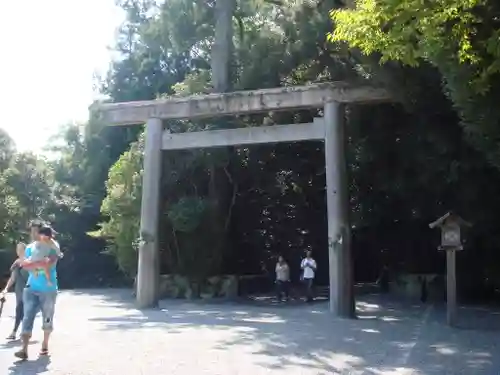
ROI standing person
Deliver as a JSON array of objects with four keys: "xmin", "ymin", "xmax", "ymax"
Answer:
[
  {"xmin": 275, "ymin": 256, "xmax": 290, "ymax": 302},
  {"xmin": 15, "ymin": 224, "xmax": 60, "ymax": 360},
  {"xmin": 1, "ymin": 243, "xmax": 29, "ymax": 340},
  {"xmin": 300, "ymin": 251, "xmax": 317, "ymax": 302}
]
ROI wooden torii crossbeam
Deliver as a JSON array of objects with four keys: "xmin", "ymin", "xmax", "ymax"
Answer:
[
  {"xmin": 95, "ymin": 82, "xmax": 390, "ymax": 317},
  {"xmin": 98, "ymin": 83, "xmax": 388, "ymax": 124}
]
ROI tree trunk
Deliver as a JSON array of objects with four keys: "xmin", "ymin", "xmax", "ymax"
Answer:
[
  {"xmin": 207, "ymin": 0, "xmax": 237, "ymax": 274},
  {"xmin": 212, "ymin": 0, "xmax": 235, "ymax": 92}
]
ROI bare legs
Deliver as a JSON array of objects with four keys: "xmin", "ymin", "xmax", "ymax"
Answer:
[
  {"xmin": 41, "ymin": 330, "xmax": 51, "ymax": 353},
  {"xmin": 20, "ymin": 333, "xmax": 30, "ymax": 353},
  {"xmin": 15, "ymin": 330, "xmax": 51, "ymax": 359}
]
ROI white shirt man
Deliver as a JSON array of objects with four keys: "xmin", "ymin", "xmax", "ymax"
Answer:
[
  {"xmin": 301, "ymin": 251, "xmax": 317, "ymax": 302},
  {"xmin": 301, "ymin": 255, "xmax": 317, "ymax": 280}
]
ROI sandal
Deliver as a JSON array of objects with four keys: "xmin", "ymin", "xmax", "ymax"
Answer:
[
  {"xmin": 14, "ymin": 350, "xmax": 28, "ymax": 360},
  {"xmin": 39, "ymin": 348, "xmax": 49, "ymax": 356}
]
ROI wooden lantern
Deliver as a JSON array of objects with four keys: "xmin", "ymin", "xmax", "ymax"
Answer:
[
  {"xmin": 429, "ymin": 211, "xmax": 471, "ymax": 326},
  {"xmin": 429, "ymin": 212, "xmax": 470, "ymax": 250}
]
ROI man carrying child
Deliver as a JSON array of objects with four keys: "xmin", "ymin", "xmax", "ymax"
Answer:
[
  {"xmin": 15, "ymin": 223, "xmax": 62, "ymax": 360},
  {"xmin": 26, "ymin": 226, "xmax": 62, "ymax": 286}
]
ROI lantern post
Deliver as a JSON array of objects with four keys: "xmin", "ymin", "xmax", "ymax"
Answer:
[{"xmin": 429, "ymin": 212, "xmax": 471, "ymax": 326}]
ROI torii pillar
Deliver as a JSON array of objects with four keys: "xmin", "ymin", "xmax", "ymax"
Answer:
[
  {"xmin": 136, "ymin": 118, "xmax": 163, "ymax": 308},
  {"xmin": 324, "ymin": 102, "xmax": 354, "ymax": 317}
]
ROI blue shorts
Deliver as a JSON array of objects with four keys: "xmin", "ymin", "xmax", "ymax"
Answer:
[{"xmin": 21, "ymin": 288, "xmax": 57, "ymax": 334}]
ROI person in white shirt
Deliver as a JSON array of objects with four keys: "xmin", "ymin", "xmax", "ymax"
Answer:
[{"xmin": 300, "ymin": 251, "xmax": 317, "ymax": 302}]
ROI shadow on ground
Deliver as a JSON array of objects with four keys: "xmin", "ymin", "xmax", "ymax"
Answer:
[
  {"xmin": 7, "ymin": 356, "xmax": 51, "ymax": 375},
  {"xmin": 0, "ymin": 340, "xmax": 39, "ymax": 349},
  {"xmin": 65, "ymin": 289, "xmax": 500, "ymax": 375}
]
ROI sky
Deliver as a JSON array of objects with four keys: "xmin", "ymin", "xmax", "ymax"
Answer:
[{"xmin": 0, "ymin": 0, "xmax": 125, "ymax": 153}]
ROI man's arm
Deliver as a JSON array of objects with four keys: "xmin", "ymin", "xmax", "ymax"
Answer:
[
  {"xmin": 21, "ymin": 255, "xmax": 58, "ymax": 269},
  {"xmin": 20, "ymin": 259, "xmax": 40, "ymax": 269},
  {"xmin": 10, "ymin": 259, "xmax": 21, "ymax": 271},
  {"xmin": 1, "ymin": 269, "xmax": 17, "ymax": 295},
  {"xmin": 20, "ymin": 245, "xmax": 35, "ymax": 269}
]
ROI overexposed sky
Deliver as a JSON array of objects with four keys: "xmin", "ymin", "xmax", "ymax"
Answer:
[{"xmin": 0, "ymin": 0, "xmax": 125, "ymax": 152}]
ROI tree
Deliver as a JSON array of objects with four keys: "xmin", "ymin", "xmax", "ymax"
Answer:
[
  {"xmin": 0, "ymin": 129, "xmax": 17, "ymax": 248},
  {"xmin": 0, "ymin": 140, "xmax": 55, "ymax": 277},
  {"xmin": 0, "ymin": 129, "xmax": 15, "ymax": 173},
  {"xmin": 330, "ymin": 0, "xmax": 500, "ymax": 168},
  {"xmin": 2, "ymin": 153, "xmax": 53, "ymax": 233},
  {"xmin": 98, "ymin": 134, "xmax": 145, "ymax": 276}
]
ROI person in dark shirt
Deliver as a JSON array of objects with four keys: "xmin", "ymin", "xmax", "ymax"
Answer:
[{"xmin": 1, "ymin": 243, "xmax": 29, "ymax": 340}]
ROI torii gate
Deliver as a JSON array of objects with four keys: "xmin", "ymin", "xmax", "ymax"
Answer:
[{"xmin": 96, "ymin": 82, "xmax": 389, "ymax": 318}]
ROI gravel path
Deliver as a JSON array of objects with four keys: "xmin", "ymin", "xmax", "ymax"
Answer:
[{"xmin": 0, "ymin": 289, "xmax": 499, "ymax": 374}]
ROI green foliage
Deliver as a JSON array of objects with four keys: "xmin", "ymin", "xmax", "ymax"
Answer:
[
  {"xmin": 98, "ymin": 133, "xmax": 145, "ymax": 277},
  {"xmin": 330, "ymin": 0, "xmax": 500, "ymax": 92},
  {"xmin": 0, "ymin": 131, "xmax": 59, "ymax": 278},
  {"xmin": 0, "ymin": 129, "xmax": 15, "ymax": 173},
  {"xmin": 0, "ymin": 151, "xmax": 54, "ymax": 247},
  {"xmin": 172, "ymin": 71, "xmax": 211, "ymax": 96},
  {"xmin": 330, "ymin": 0, "xmax": 500, "ymax": 171},
  {"xmin": 167, "ymin": 197, "xmax": 207, "ymax": 233}
]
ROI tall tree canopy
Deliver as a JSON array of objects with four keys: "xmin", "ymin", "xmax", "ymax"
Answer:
[{"xmin": 330, "ymin": 0, "xmax": 500, "ymax": 168}]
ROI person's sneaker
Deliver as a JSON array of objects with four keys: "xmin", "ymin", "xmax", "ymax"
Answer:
[{"xmin": 6, "ymin": 333, "xmax": 16, "ymax": 340}]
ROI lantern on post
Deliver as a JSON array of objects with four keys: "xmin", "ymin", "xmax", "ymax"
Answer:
[{"xmin": 429, "ymin": 212, "xmax": 471, "ymax": 326}]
